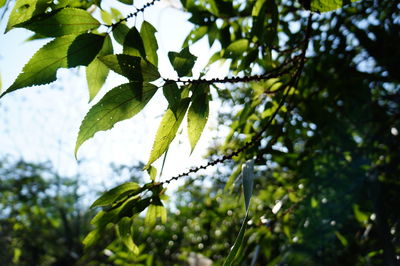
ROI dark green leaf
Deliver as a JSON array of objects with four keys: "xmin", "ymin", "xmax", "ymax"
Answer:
[
  {"xmin": 168, "ymin": 47, "xmax": 197, "ymax": 77},
  {"xmin": 99, "ymin": 54, "xmax": 160, "ymax": 82},
  {"xmin": 112, "ymin": 23, "xmax": 130, "ymax": 45},
  {"xmin": 117, "ymin": 0, "xmax": 133, "ymax": 4},
  {"xmin": 75, "ymin": 82, "xmax": 158, "ymax": 155},
  {"xmin": 163, "ymin": 81, "xmax": 181, "ymax": 115},
  {"xmin": 123, "ymin": 26, "xmax": 146, "ymax": 58}
]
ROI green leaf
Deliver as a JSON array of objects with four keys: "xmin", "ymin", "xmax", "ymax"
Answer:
[
  {"xmin": 252, "ymin": 0, "xmax": 267, "ymax": 16},
  {"xmin": 162, "ymin": 81, "xmax": 181, "ymax": 115},
  {"xmin": 223, "ymin": 160, "xmax": 254, "ymax": 265},
  {"xmin": 1, "ymin": 33, "xmax": 104, "ymax": 98},
  {"xmin": 118, "ymin": 217, "xmax": 139, "ymax": 254},
  {"xmin": 353, "ymin": 204, "xmax": 369, "ymax": 224},
  {"xmin": 226, "ymin": 39, "xmax": 249, "ymax": 57},
  {"xmin": 16, "ymin": 8, "xmax": 100, "ymax": 37},
  {"xmin": 117, "ymin": 0, "xmax": 133, "ymax": 4},
  {"xmin": 100, "ymin": 10, "xmax": 113, "ymax": 24},
  {"xmin": 141, "ymin": 21, "xmax": 158, "ymax": 66},
  {"xmin": 0, "ymin": 0, "xmax": 6, "ymax": 8},
  {"xmin": 112, "ymin": 23, "xmax": 130, "ymax": 45},
  {"xmin": 83, "ymin": 229, "xmax": 102, "ymax": 248},
  {"xmin": 335, "ymin": 231, "xmax": 348, "ymax": 247},
  {"xmin": 145, "ymin": 204, "xmax": 167, "ymax": 227},
  {"xmin": 5, "ymin": 0, "xmax": 48, "ymax": 32},
  {"xmin": 187, "ymin": 88, "xmax": 209, "ymax": 153},
  {"xmin": 145, "ymin": 98, "xmax": 191, "ymax": 169},
  {"xmin": 75, "ymin": 82, "xmax": 158, "ymax": 156},
  {"xmin": 147, "ymin": 165, "xmax": 157, "ymax": 181},
  {"xmin": 223, "ymin": 214, "xmax": 249, "ymax": 266},
  {"xmin": 123, "ymin": 26, "xmax": 146, "ymax": 58},
  {"xmin": 242, "ymin": 160, "xmax": 255, "ymax": 210},
  {"xmin": 301, "ymin": 0, "xmax": 361, "ymax": 12},
  {"xmin": 168, "ymin": 47, "xmax": 197, "ymax": 77},
  {"xmin": 99, "ymin": 54, "xmax": 160, "ymax": 82},
  {"xmin": 91, "ymin": 182, "xmax": 140, "ymax": 208},
  {"xmin": 86, "ymin": 35, "xmax": 113, "ymax": 101}
]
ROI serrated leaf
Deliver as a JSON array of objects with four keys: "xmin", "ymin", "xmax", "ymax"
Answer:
[
  {"xmin": 141, "ymin": 21, "xmax": 158, "ymax": 66},
  {"xmin": 5, "ymin": 0, "xmax": 48, "ymax": 32},
  {"xmin": 17, "ymin": 8, "xmax": 100, "ymax": 37},
  {"xmin": 86, "ymin": 35, "xmax": 113, "ymax": 101},
  {"xmin": 187, "ymin": 89, "xmax": 209, "ymax": 153},
  {"xmin": 162, "ymin": 81, "xmax": 180, "ymax": 115},
  {"xmin": 91, "ymin": 182, "xmax": 140, "ymax": 208},
  {"xmin": 168, "ymin": 47, "xmax": 197, "ymax": 77},
  {"xmin": 145, "ymin": 98, "xmax": 190, "ymax": 169},
  {"xmin": 223, "ymin": 160, "xmax": 254, "ymax": 265},
  {"xmin": 99, "ymin": 54, "xmax": 160, "ymax": 82},
  {"xmin": 1, "ymin": 33, "xmax": 104, "ymax": 98},
  {"xmin": 301, "ymin": 0, "xmax": 361, "ymax": 12},
  {"xmin": 147, "ymin": 165, "xmax": 157, "ymax": 181},
  {"xmin": 226, "ymin": 39, "xmax": 249, "ymax": 57},
  {"xmin": 123, "ymin": 26, "xmax": 146, "ymax": 58},
  {"xmin": 75, "ymin": 82, "xmax": 157, "ymax": 156}
]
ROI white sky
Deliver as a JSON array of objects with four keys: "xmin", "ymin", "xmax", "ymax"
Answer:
[{"xmin": 0, "ymin": 0, "xmax": 229, "ymax": 195}]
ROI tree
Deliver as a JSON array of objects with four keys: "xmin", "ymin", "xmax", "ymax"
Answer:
[{"xmin": 1, "ymin": 0, "xmax": 399, "ymax": 264}]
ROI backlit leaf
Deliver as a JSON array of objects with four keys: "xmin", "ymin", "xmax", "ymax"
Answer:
[
  {"xmin": 123, "ymin": 26, "xmax": 146, "ymax": 58},
  {"xmin": 112, "ymin": 23, "xmax": 130, "ymax": 45},
  {"xmin": 162, "ymin": 81, "xmax": 181, "ymax": 115},
  {"xmin": 118, "ymin": 217, "xmax": 139, "ymax": 254},
  {"xmin": 168, "ymin": 47, "xmax": 197, "ymax": 77},
  {"xmin": 187, "ymin": 88, "xmax": 209, "ymax": 153},
  {"xmin": 226, "ymin": 39, "xmax": 249, "ymax": 57},
  {"xmin": 6, "ymin": 0, "xmax": 48, "ymax": 32},
  {"xmin": 224, "ymin": 160, "xmax": 254, "ymax": 265},
  {"xmin": 86, "ymin": 35, "xmax": 113, "ymax": 101},
  {"xmin": 301, "ymin": 0, "xmax": 361, "ymax": 12},
  {"xmin": 1, "ymin": 33, "xmax": 104, "ymax": 98},
  {"xmin": 145, "ymin": 98, "xmax": 190, "ymax": 168},
  {"xmin": 91, "ymin": 182, "xmax": 140, "ymax": 208},
  {"xmin": 99, "ymin": 54, "xmax": 160, "ymax": 82},
  {"xmin": 147, "ymin": 165, "xmax": 157, "ymax": 181},
  {"xmin": 75, "ymin": 82, "xmax": 158, "ymax": 156},
  {"xmin": 145, "ymin": 204, "xmax": 167, "ymax": 227},
  {"xmin": 17, "ymin": 8, "xmax": 100, "ymax": 37},
  {"xmin": 141, "ymin": 21, "xmax": 158, "ymax": 66}
]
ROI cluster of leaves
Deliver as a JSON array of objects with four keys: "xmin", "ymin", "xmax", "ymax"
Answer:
[{"xmin": 3, "ymin": 0, "xmax": 400, "ymax": 264}]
